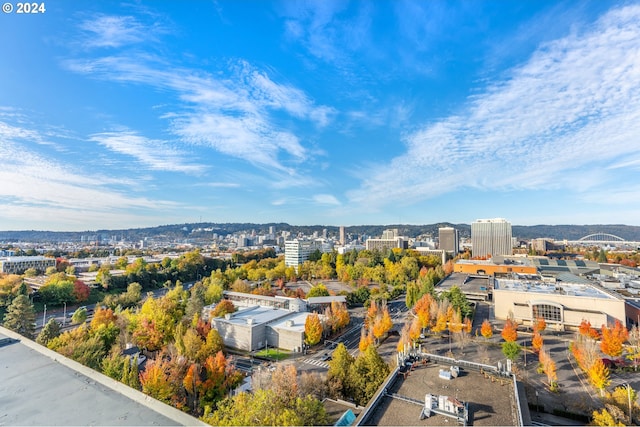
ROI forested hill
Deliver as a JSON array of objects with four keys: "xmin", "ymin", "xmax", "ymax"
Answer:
[{"xmin": 1, "ymin": 222, "xmax": 640, "ymax": 243}]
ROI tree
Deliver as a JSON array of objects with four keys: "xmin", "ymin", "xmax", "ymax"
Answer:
[
  {"xmin": 405, "ymin": 281, "xmax": 420, "ymax": 309},
  {"xmin": 502, "ymin": 341, "xmax": 521, "ymax": 361},
  {"xmin": 579, "ymin": 319, "xmax": 600, "ymax": 340},
  {"xmin": 327, "ymin": 343, "xmax": 354, "ymax": 399},
  {"xmin": 348, "ymin": 346, "xmax": 390, "ymax": 406},
  {"xmin": 533, "ymin": 317, "xmax": 547, "ymax": 333},
  {"xmin": 139, "ymin": 359, "xmax": 177, "ymax": 403},
  {"xmin": 480, "ymin": 319, "xmax": 493, "ymax": 339},
  {"xmin": 73, "ymin": 280, "xmax": 90, "ymax": 302},
  {"xmin": 204, "ymin": 388, "xmax": 328, "ymax": 426},
  {"xmin": 600, "ymin": 320, "xmax": 629, "ymax": 358},
  {"xmin": 210, "ymin": 300, "xmax": 236, "ymax": 318},
  {"xmin": 36, "ymin": 318, "xmax": 61, "ymax": 346},
  {"xmin": 592, "ymin": 408, "xmax": 625, "ymax": 427},
  {"xmin": 532, "ymin": 331, "xmax": 544, "ymax": 353},
  {"xmin": 538, "ymin": 349, "xmax": 557, "ymax": 390},
  {"xmin": 304, "ymin": 313, "xmax": 322, "ymax": 346},
  {"xmin": 3, "ymin": 294, "xmax": 36, "ymax": 339},
  {"xmin": 414, "ymin": 293, "xmax": 434, "ymax": 330},
  {"xmin": 588, "ymin": 358, "xmax": 611, "ymax": 396},
  {"xmin": 501, "ymin": 319, "xmax": 518, "ymax": 342},
  {"xmin": 71, "ymin": 307, "xmax": 88, "ymax": 324},
  {"xmin": 307, "ymin": 283, "xmax": 330, "ymax": 298}
]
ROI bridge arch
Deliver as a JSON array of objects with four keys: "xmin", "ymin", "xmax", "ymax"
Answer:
[{"xmin": 578, "ymin": 233, "xmax": 625, "ymax": 242}]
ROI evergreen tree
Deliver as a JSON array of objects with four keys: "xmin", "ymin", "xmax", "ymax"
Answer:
[
  {"xmin": 36, "ymin": 318, "xmax": 61, "ymax": 346},
  {"xmin": 3, "ymin": 294, "xmax": 36, "ymax": 339}
]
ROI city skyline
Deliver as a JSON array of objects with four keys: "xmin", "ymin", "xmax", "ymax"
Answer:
[{"xmin": 2, "ymin": 1, "xmax": 640, "ymax": 231}]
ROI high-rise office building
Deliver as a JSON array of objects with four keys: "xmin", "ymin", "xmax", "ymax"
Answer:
[
  {"xmin": 471, "ymin": 218, "xmax": 513, "ymax": 258},
  {"xmin": 438, "ymin": 227, "xmax": 459, "ymax": 254},
  {"xmin": 339, "ymin": 226, "xmax": 345, "ymax": 245}
]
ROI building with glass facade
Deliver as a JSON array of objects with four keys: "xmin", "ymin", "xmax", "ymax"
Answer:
[{"xmin": 471, "ymin": 218, "xmax": 513, "ymax": 258}]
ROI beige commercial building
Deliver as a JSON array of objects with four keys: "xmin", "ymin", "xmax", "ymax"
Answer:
[
  {"xmin": 0, "ymin": 256, "xmax": 56, "ymax": 274},
  {"xmin": 493, "ymin": 278, "xmax": 626, "ymax": 330}
]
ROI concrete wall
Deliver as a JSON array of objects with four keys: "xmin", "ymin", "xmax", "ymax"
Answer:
[{"xmin": 212, "ymin": 321, "xmax": 253, "ymax": 351}]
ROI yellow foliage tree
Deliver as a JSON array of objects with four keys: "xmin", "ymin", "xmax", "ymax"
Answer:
[
  {"xmin": 304, "ymin": 313, "xmax": 323, "ymax": 346},
  {"xmin": 359, "ymin": 328, "xmax": 374, "ymax": 352},
  {"xmin": 588, "ymin": 358, "xmax": 611, "ymax": 396}
]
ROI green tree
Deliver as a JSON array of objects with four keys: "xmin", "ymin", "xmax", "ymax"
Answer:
[
  {"xmin": 204, "ymin": 388, "xmax": 328, "ymax": 426},
  {"xmin": 405, "ymin": 281, "xmax": 420, "ymax": 309},
  {"xmin": 307, "ymin": 283, "xmax": 330, "ymax": 298},
  {"xmin": 597, "ymin": 249, "xmax": 608, "ymax": 263},
  {"xmin": 348, "ymin": 345, "xmax": 390, "ymax": 406},
  {"xmin": 3, "ymin": 294, "xmax": 36, "ymax": 339},
  {"xmin": 36, "ymin": 318, "xmax": 61, "ymax": 346},
  {"xmin": 327, "ymin": 343, "xmax": 354, "ymax": 399},
  {"xmin": 71, "ymin": 307, "xmax": 88, "ymax": 324},
  {"xmin": 501, "ymin": 341, "xmax": 522, "ymax": 361}
]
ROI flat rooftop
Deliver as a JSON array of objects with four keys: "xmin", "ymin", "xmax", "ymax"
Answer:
[
  {"xmin": 362, "ymin": 363, "xmax": 519, "ymax": 426},
  {"xmin": 0, "ymin": 326, "xmax": 204, "ymax": 426},
  {"xmin": 222, "ymin": 305, "xmax": 291, "ymax": 326},
  {"xmin": 495, "ymin": 278, "xmax": 615, "ymax": 299},
  {"xmin": 269, "ymin": 311, "xmax": 310, "ymax": 332}
]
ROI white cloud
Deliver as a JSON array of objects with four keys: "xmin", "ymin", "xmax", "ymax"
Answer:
[
  {"xmin": 0, "ymin": 123, "xmax": 184, "ymax": 229},
  {"xmin": 78, "ymin": 15, "xmax": 164, "ymax": 49},
  {"xmin": 64, "ymin": 49, "xmax": 333, "ymax": 175},
  {"xmin": 312, "ymin": 194, "xmax": 341, "ymax": 205},
  {"xmin": 348, "ymin": 4, "xmax": 640, "ymax": 209},
  {"xmin": 89, "ymin": 131, "xmax": 205, "ymax": 174}
]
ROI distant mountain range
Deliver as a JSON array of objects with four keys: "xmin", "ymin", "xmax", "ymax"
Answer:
[{"xmin": 1, "ymin": 222, "xmax": 640, "ymax": 243}]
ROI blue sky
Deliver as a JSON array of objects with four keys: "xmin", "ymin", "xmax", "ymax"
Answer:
[{"xmin": 2, "ymin": 1, "xmax": 640, "ymax": 231}]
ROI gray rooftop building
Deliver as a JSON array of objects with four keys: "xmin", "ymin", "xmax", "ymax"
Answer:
[{"xmin": 0, "ymin": 326, "xmax": 205, "ymax": 426}]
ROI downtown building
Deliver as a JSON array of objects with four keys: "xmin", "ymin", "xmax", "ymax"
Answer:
[
  {"xmin": 471, "ymin": 218, "xmax": 513, "ymax": 258},
  {"xmin": 365, "ymin": 229, "xmax": 408, "ymax": 251},
  {"xmin": 438, "ymin": 227, "xmax": 460, "ymax": 254},
  {"xmin": 284, "ymin": 239, "xmax": 332, "ymax": 272}
]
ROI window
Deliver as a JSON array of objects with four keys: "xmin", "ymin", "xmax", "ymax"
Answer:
[{"xmin": 532, "ymin": 304, "xmax": 561, "ymax": 322}]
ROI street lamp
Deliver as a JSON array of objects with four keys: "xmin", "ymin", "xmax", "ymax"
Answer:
[{"xmin": 624, "ymin": 383, "xmax": 633, "ymax": 424}]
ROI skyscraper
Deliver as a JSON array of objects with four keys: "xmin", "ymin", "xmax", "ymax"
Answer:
[
  {"xmin": 438, "ymin": 227, "xmax": 459, "ymax": 254},
  {"xmin": 471, "ymin": 218, "xmax": 513, "ymax": 258},
  {"xmin": 339, "ymin": 226, "xmax": 345, "ymax": 245}
]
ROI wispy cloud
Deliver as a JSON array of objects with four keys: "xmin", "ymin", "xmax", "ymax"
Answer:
[
  {"xmin": 0, "ymin": 121, "xmax": 184, "ymax": 229},
  {"xmin": 348, "ymin": 4, "xmax": 640, "ymax": 210},
  {"xmin": 89, "ymin": 131, "xmax": 205, "ymax": 174},
  {"xmin": 65, "ymin": 16, "xmax": 334, "ymax": 178},
  {"xmin": 77, "ymin": 14, "xmax": 166, "ymax": 49},
  {"xmin": 312, "ymin": 194, "xmax": 341, "ymax": 205}
]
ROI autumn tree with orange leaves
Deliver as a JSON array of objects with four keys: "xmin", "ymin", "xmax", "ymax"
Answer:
[
  {"xmin": 414, "ymin": 293, "xmax": 435, "ymax": 330},
  {"xmin": 579, "ymin": 319, "xmax": 600, "ymax": 340},
  {"xmin": 600, "ymin": 320, "xmax": 629, "ymax": 358},
  {"xmin": 501, "ymin": 318, "xmax": 518, "ymax": 342},
  {"xmin": 532, "ymin": 332, "xmax": 544, "ymax": 353},
  {"xmin": 533, "ymin": 317, "xmax": 547, "ymax": 333},
  {"xmin": 140, "ymin": 358, "xmax": 177, "ymax": 403},
  {"xmin": 359, "ymin": 328, "xmax": 374, "ymax": 352},
  {"xmin": 480, "ymin": 319, "xmax": 493, "ymax": 339},
  {"xmin": 538, "ymin": 349, "xmax": 558, "ymax": 391}
]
